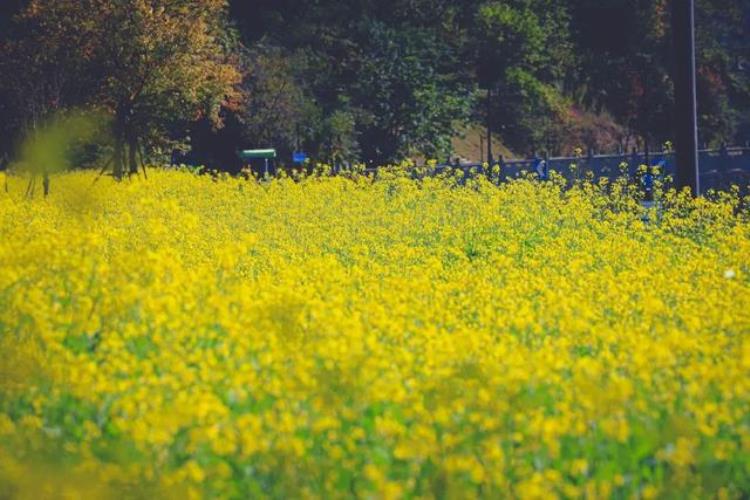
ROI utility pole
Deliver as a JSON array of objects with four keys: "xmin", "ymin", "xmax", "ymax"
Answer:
[
  {"xmin": 672, "ymin": 0, "xmax": 700, "ymax": 196},
  {"xmin": 486, "ymin": 88, "xmax": 493, "ymax": 165}
]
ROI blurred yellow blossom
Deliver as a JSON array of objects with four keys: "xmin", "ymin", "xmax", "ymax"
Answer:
[{"xmin": 0, "ymin": 167, "xmax": 748, "ymax": 497}]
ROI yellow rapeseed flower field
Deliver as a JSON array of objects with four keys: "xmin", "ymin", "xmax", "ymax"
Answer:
[{"xmin": 0, "ymin": 167, "xmax": 749, "ymax": 498}]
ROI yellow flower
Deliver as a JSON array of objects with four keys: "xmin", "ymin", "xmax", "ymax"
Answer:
[{"xmin": 0, "ymin": 168, "xmax": 747, "ymax": 498}]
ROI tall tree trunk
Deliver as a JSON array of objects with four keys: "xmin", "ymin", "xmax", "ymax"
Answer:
[
  {"xmin": 127, "ymin": 132, "xmax": 139, "ymax": 176},
  {"xmin": 113, "ymin": 105, "xmax": 129, "ymax": 180},
  {"xmin": 138, "ymin": 144, "xmax": 148, "ymax": 179},
  {"xmin": 113, "ymin": 135, "xmax": 125, "ymax": 180}
]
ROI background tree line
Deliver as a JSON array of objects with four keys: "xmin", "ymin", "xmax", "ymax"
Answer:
[{"xmin": 1, "ymin": 0, "xmax": 749, "ymax": 174}]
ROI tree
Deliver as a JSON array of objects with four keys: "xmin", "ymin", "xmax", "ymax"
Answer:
[
  {"xmin": 469, "ymin": 0, "xmax": 573, "ymax": 158},
  {"xmin": 694, "ymin": 0, "xmax": 750, "ymax": 146},
  {"xmin": 237, "ymin": 44, "xmax": 314, "ymax": 157},
  {"xmin": 0, "ymin": 0, "xmax": 26, "ymax": 155},
  {"xmin": 186, "ymin": 43, "xmax": 318, "ymax": 173},
  {"xmin": 14, "ymin": 0, "xmax": 241, "ymax": 179},
  {"xmin": 230, "ymin": 0, "xmax": 476, "ymax": 164},
  {"xmin": 349, "ymin": 20, "xmax": 475, "ymax": 163},
  {"xmin": 0, "ymin": 0, "xmax": 89, "ymax": 154},
  {"xmin": 568, "ymin": 0, "xmax": 750, "ymax": 150}
]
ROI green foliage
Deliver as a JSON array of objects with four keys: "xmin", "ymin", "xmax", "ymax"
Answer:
[
  {"xmin": 568, "ymin": 0, "xmax": 750, "ymax": 149},
  {"xmin": 694, "ymin": 0, "xmax": 750, "ymax": 146},
  {"xmin": 495, "ymin": 68, "xmax": 569, "ymax": 154},
  {"xmin": 226, "ymin": 0, "xmax": 477, "ymax": 164},
  {"xmin": 469, "ymin": 0, "xmax": 573, "ymax": 155},
  {"xmin": 1, "ymin": 0, "xmax": 241, "ymax": 178},
  {"xmin": 236, "ymin": 44, "xmax": 315, "ymax": 156},
  {"xmin": 474, "ymin": 1, "xmax": 548, "ymax": 85},
  {"xmin": 1, "ymin": 0, "xmax": 749, "ymax": 165},
  {"xmin": 350, "ymin": 20, "xmax": 476, "ymax": 162}
]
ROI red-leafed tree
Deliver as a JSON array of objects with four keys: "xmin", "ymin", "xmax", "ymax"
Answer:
[{"xmin": 7, "ymin": 0, "xmax": 242, "ymax": 179}]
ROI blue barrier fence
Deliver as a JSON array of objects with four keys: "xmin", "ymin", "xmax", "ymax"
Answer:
[{"xmin": 360, "ymin": 146, "xmax": 750, "ymax": 192}]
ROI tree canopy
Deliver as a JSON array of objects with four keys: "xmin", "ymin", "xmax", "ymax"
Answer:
[
  {"xmin": 0, "ymin": 0, "xmax": 749, "ymax": 169},
  {"xmin": 2, "ymin": 0, "xmax": 241, "ymax": 177}
]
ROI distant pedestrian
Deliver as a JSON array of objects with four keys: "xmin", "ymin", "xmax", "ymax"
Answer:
[
  {"xmin": 533, "ymin": 156, "xmax": 548, "ymax": 181},
  {"xmin": 642, "ymin": 166, "xmax": 655, "ymax": 203}
]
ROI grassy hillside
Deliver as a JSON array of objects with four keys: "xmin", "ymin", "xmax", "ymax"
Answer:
[{"xmin": 451, "ymin": 124, "xmax": 517, "ymax": 163}]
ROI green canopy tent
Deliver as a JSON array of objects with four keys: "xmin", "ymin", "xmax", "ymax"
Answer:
[{"xmin": 238, "ymin": 149, "xmax": 277, "ymax": 178}]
